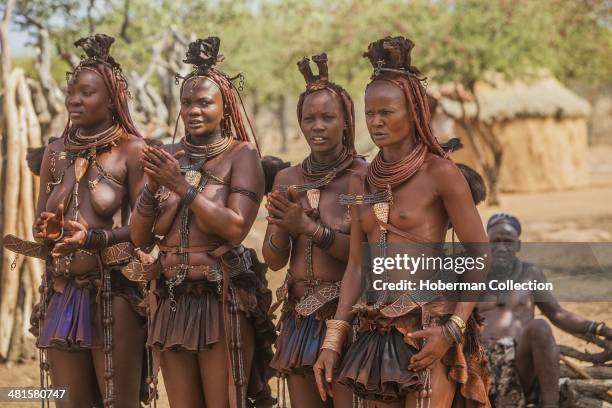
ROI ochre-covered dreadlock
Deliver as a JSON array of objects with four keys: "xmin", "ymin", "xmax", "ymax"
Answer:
[
  {"xmin": 62, "ymin": 33, "xmax": 141, "ymax": 139},
  {"xmin": 177, "ymin": 37, "xmax": 258, "ymax": 151},
  {"xmin": 364, "ymin": 36, "xmax": 486, "ymax": 203},
  {"xmin": 364, "ymin": 36, "xmax": 446, "ymax": 158},
  {"xmin": 296, "ymin": 53, "xmax": 356, "ymax": 153}
]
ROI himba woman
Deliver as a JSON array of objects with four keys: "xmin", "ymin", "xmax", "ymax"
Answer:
[
  {"xmin": 129, "ymin": 37, "xmax": 276, "ymax": 408},
  {"xmin": 15, "ymin": 34, "xmax": 148, "ymax": 407},
  {"xmin": 263, "ymin": 54, "xmax": 367, "ymax": 408},
  {"xmin": 313, "ymin": 37, "xmax": 491, "ymax": 408}
]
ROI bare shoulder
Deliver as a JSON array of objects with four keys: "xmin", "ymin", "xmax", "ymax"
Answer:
[
  {"xmin": 423, "ymin": 153, "xmax": 461, "ymax": 180},
  {"xmin": 349, "ymin": 156, "xmax": 368, "ymax": 174},
  {"xmin": 523, "ymin": 262, "xmax": 547, "ymax": 281},
  {"xmin": 231, "ymin": 140, "xmax": 259, "ymax": 160},
  {"xmin": 47, "ymin": 137, "xmax": 65, "ymax": 152},
  {"xmin": 273, "ymin": 163, "xmax": 301, "ymax": 186},
  {"xmin": 347, "ymin": 167, "xmax": 366, "ymax": 194},
  {"xmin": 122, "ymin": 134, "xmax": 147, "ymax": 154},
  {"xmin": 159, "ymin": 142, "xmax": 182, "ymax": 154}
]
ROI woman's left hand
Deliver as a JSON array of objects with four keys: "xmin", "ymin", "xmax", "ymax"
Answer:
[
  {"xmin": 141, "ymin": 146, "xmax": 187, "ymax": 193},
  {"xmin": 265, "ymin": 191, "xmax": 316, "ymax": 238},
  {"xmin": 51, "ymin": 220, "xmax": 88, "ymax": 257},
  {"xmin": 407, "ymin": 326, "xmax": 454, "ymax": 371}
]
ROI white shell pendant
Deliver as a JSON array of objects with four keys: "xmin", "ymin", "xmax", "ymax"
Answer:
[
  {"xmin": 185, "ymin": 170, "xmax": 202, "ymax": 187},
  {"xmin": 373, "ymin": 202, "xmax": 390, "ymax": 231},
  {"xmin": 306, "ymin": 188, "xmax": 320, "ymax": 209}
]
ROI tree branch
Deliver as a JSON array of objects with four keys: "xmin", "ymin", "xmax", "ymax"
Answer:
[
  {"xmin": 559, "ymin": 345, "xmax": 612, "ymax": 365},
  {"xmin": 119, "ymin": 0, "xmax": 131, "ymax": 43}
]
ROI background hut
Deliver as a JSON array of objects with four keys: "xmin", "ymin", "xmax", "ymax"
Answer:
[{"xmin": 431, "ymin": 75, "xmax": 591, "ymax": 193}]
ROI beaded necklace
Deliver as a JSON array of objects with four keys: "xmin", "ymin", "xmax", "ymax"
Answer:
[
  {"xmin": 281, "ymin": 148, "xmax": 354, "ymax": 296},
  {"xmin": 165, "ymin": 135, "xmax": 234, "ymax": 309}
]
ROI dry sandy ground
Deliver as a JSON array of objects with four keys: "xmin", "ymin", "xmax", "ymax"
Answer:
[{"xmin": 1, "ymin": 146, "xmax": 611, "ymax": 407}]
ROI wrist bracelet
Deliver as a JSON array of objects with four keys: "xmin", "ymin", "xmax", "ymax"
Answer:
[
  {"xmin": 83, "ymin": 229, "xmax": 109, "ymax": 250},
  {"xmin": 321, "ymin": 319, "xmax": 351, "ymax": 354},
  {"xmin": 448, "ymin": 314, "xmax": 466, "ymax": 335},
  {"xmin": 310, "ymin": 222, "xmax": 322, "ymax": 239},
  {"xmin": 314, "ymin": 224, "xmax": 335, "ymax": 250},
  {"xmin": 143, "ymin": 183, "xmax": 156, "ymax": 196},
  {"xmin": 137, "ymin": 186, "xmax": 159, "ymax": 217},
  {"xmin": 587, "ymin": 320, "xmax": 597, "ymax": 335},
  {"xmin": 268, "ymin": 233, "xmax": 292, "ymax": 253},
  {"xmin": 442, "ymin": 320, "xmax": 464, "ymax": 345}
]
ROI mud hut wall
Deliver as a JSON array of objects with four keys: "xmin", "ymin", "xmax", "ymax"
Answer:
[{"xmin": 451, "ymin": 117, "xmax": 589, "ymax": 192}]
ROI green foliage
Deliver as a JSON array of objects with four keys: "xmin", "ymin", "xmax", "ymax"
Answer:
[
  {"xmin": 12, "ymin": 0, "xmax": 611, "ymax": 100},
  {"xmin": 11, "ymin": 56, "xmax": 37, "ymax": 78}
]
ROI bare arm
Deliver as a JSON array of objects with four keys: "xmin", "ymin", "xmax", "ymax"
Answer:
[
  {"xmin": 332, "ymin": 206, "xmax": 365, "ymax": 321},
  {"xmin": 313, "ymin": 225, "xmax": 351, "ymax": 263},
  {"xmin": 129, "ymin": 174, "xmax": 158, "ymax": 248},
  {"xmin": 34, "ymin": 145, "xmax": 53, "ymax": 222},
  {"xmin": 313, "ymin": 173, "xmax": 365, "ymax": 400},
  {"xmin": 263, "ymin": 171, "xmax": 352, "ymax": 268},
  {"xmin": 187, "ymin": 143, "xmax": 264, "ymax": 244},
  {"xmin": 129, "ymin": 141, "xmax": 159, "ymax": 248},
  {"xmin": 107, "ymin": 137, "xmax": 147, "ymax": 244},
  {"xmin": 32, "ymin": 141, "xmax": 62, "ymax": 243},
  {"xmin": 262, "ymin": 168, "xmax": 292, "ymax": 271},
  {"xmin": 333, "ymin": 173, "xmax": 367, "ymax": 321},
  {"xmin": 535, "ymin": 267, "xmax": 612, "ymax": 339},
  {"xmin": 435, "ymin": 159, "xmax": 491, "ymax": 323}
]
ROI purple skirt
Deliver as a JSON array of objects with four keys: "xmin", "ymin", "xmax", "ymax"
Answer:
[{"xmin": 38, "ymin": 279, "xmax": 101, "ymax": 349}]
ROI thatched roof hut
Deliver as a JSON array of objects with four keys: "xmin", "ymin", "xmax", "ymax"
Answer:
[{"xmin": 430, "ymin": 75, "xmax": 591, "ymax": 192}]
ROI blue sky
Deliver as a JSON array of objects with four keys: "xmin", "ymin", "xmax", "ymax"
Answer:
[{"xmin": 9, "ymin": 23, "xmax": 33, "ymax": 57}]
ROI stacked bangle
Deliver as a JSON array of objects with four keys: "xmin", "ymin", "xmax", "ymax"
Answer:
[
  {"xmin": 83, "ymin": 229, "xmax": 109, "ymax": 250},
  {"xmin": 268, "ymin": 233, "xmax": 292, "ymax": 253},
  {"xmin": 442, "ymin": 314, "xmax": 466, "ymax": 345},
  {"xmin": 449, "ymin": 315, "xmax": 466, "ymax": 334},
  {"xmin": 310, "ymin": 222, "xmax": 335, "ymax": 250},
  {"xmin": 136, "ymin": 183, "xmax": 159, "ymax": 217},
  {"xmin": 321, "ymin": 319, "xmax": 351, "ymax": 354}
]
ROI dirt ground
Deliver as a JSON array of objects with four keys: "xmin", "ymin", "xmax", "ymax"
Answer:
[{"xmin": 1, "ymin": 145, "xmax": 611, "ymax": 407}]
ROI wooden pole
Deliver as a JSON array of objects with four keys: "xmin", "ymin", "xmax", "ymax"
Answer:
[
  {"xmin": 0, "ymin": 69, "xmax": 25, "ymax": 359},
  {"xmin": 17, "ymin": 74, "xmax": 43, "ymax": 302}
]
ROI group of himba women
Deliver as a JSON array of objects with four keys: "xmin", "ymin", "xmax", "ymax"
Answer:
[{"xmin": 6, "ymin": 33, "xmax": 493, "ymax": 408}]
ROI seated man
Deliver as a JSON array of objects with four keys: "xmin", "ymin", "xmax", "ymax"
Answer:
[{"xmin": 480, "ymin": 213, "xmax": 612, "ymax": 408}]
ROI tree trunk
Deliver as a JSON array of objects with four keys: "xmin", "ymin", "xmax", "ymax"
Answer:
[
  {"xmin": 249, "ymin": 92, "xmax": 261, "ymax": 145},
  {"xmin": 35, "ymin": 28, "xmax": 66, "ymax": 141},
  {"xmin": 564, "ymin": 379, "xmax": 612, "ymax": 403},
  {"xmin": 276, "ymin": 96, "xmax": 287, "ymax": 154}
]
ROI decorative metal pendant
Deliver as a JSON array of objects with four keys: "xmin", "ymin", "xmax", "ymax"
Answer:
[
  {"xmin": 373, "ymin": 202, "xmax": 390, "ymax": 230},
  {"xmin": 185, "ymin": 170, "xmax": 202, "ymax": 187},
  {"xmin": 74, "ymin": 157, "xmax": 90, "ymax": 182},
  {"xmin": 306, "ymin": 188, "xmax": 320, "ymax": 209}
]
